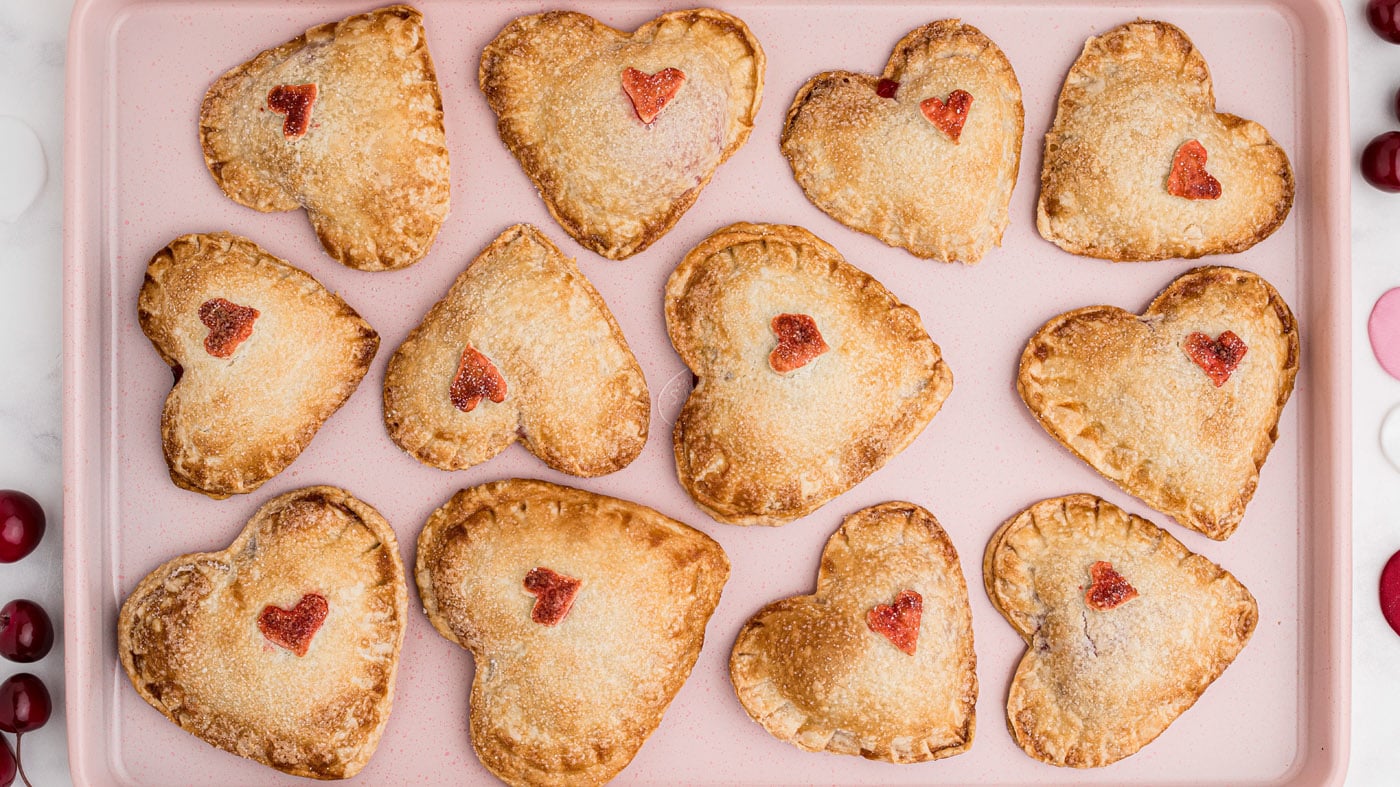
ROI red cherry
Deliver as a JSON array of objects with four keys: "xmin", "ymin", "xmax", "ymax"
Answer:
[
  {"xmin": 0, "ymin": 494, "xmax": 43, "ymax": 564},
  {"xmin": 0, "ymin": 734, "xmax": 13, "ymax": 787},
  {"xmin": 1370, "ymin": 0, "xmax": 1400, "ymax": 43},
  {"xmin": 0, "ymin": 602, "xmax": 52, "ymax": 664},
  {"xmin": 0, "ymin": 675, "xmax": 49, "ymax": 735},
  {"xmin": 1362, "ymin": 132, "xmax": 1400, "ymax": 192}
]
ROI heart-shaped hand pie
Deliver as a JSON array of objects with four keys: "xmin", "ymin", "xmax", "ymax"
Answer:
[
  {"xmin": 200, "ymin": 5, "xmax": 450, "ymax": 271},
  {"xmin": 480, "ymin": 9, "xmax": 764, "ymax": 259},
  {"xmin": 666, "ymin": 223, "xmax": 953, "ymax": 525},
  {"xmin": 781, "ymin": 20, "xmax": 1023, "ymax": 263},
  {"xmin": 138, "ymin": 232, "xmax": 379, "ymax": 498},
  {"xmin": 984, "ymin": 494, "xmax": 1257, "ymax": 767},
  {"xmin": 730, "ymin": 502, "xmax": 976, "ymax": 762},
  {"xmin": 1017, "ymin": 266, "xmax": 1298, "ymax": 539},
  {"xmin": 118, "ymin": 487, "xmax": 408, "ymax": 779},
  {"xmin": 1036, "ymin": 20, "xmax": 1293, "ymax": 261},
  {"xmin": 416, "ymin": 479, "xmax": 729, "ymax": 786},
  {"xmin": 383, "ymin": 224, "xmax": 649, "ymax": 476}
]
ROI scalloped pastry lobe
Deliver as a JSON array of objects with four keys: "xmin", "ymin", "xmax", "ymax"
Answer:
[
  {"xmin": 138, "ymin": 232, "xmax": 379, "ymax": 499},
  {"xmin": 730, "ymin": 502, "xmax": 977, "ymax": 763},
  {"xmin": 666, "ymin": 223, "xmax": 953, "ymax": 525},
  {"xmin": 984, "ymin": 495, "xmax": 1257, "ymax": 767},
  {"xmin": 118, "ymin": 487, "xmax": 408, "ymax": 779},
  {"xmin": 383, "ymin": 224, "xmax": 649, "ymax": 476},
  {"xmin": 1036, "ymin": 21, "xmax": 1293, "ymax": 261},
  {"xmin": 480, "ymin": 9, "xmax": 764, "ymax": 259},
  {"xmin": 1017, "ymin": 266, "xmax": 1298, "ymax": 539},
  {"xmin": 416, "ymin": 479, "xmax": 729, "ymax": 786},
  {"xmin": 200, "ymin": 5, "xmax": 450, "ymax": 271},
  {"xmin": 782, "ymin": 19, "xmax": 1023, "ymax": 262}
]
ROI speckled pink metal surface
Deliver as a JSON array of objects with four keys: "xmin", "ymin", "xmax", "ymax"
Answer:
[{"xmin": 63, "ymin": 1, "xmax": 1350, "ymax": 784}]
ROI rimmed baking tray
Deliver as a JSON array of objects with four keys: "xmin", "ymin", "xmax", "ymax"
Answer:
[{"xmin": 63, "ymin": 0, "xmax": 1350, "ymax": 783}]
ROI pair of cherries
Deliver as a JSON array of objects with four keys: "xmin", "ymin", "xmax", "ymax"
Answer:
[
  {"xmin": 0, "ymin": 491, "xmax": 55, "ymax": 787},
  {"xmin": 1363, "ymin": 1, "xmax": 1400, "ymax": 190}
]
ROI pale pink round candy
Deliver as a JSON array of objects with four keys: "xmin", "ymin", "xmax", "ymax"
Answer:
[{"xmin": 1368, "ymin": 288, "xmax": 1400, "ymax": 380}]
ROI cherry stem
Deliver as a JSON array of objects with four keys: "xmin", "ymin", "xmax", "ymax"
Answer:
[{"xmin": 14, "ymin": 733, "xmax": 29, "ymax": 787}]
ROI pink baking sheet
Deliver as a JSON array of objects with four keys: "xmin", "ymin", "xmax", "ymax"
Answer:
[{"xmin": 62, "ymin": 0, "xmax": 1351, "ymax": 784}]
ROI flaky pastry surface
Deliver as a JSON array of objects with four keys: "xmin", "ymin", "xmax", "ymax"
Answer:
[
  {"xmin": 730, "ymin": 502, "xmax": 976, "ymax": 762},
  {"xmin": 1036, "ymin": 20, "xmax": 1293, "ymax": 261},
  {"xmin": 984, "ymin": 494, "xmax": 1257, "ymax": 767},
  {"xmin": 782, "ymin": 20, "xmax": 1023, "ymax": 263},
  {"xmin": 383, "ymin": 224, "xmax": 649, "ymax": 476},
  {"xmin": 138, "ymin": 232, "xmax": 379, "ymax": 499},
  {"xmin": 415, "ymin": 479, "xmax": 729, "ymax": 787},
  {"xmin": 200, "ymin": 5, "xmax": 450, "ymax": 271},
  {"xmin": 666, "ymin": 223, "xmax": 953, "ymax": 525},
  {"xmin": 480, "ymin": 9, "xmax": 764, "ymax": 259},
  {"xmin": 118, "ymin": 486, "xmax": 408, "ymax": 779},
  {"xmin": 1017, "ymin": 266, "xmax": 1298, "ymax": 539}
]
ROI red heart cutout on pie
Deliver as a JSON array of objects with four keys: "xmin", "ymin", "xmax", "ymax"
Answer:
[
  {"xmin": 866, "ymin": 589, "xmax": 923, "ymax": 655},
  {"xmin": 621, "ymin": 67, "xmax": 686, "ymax": 124},
  {"xmin": 257, "ymin": 593, "xmax": 329, "ymax": 657},
  {"xmin": 769, "ymin": 313, "xmax": 829, "ymax": 373},
  {"xmin": 198, "ymin": 297, "xmax": 260, "ymax": 359},
  {"xmin": 1183, "ymin": 330, "xmax": 1248, "ymax": 386},
  {"xmin": 450, "ymin": 345, "xmax": 508, "ymax": 413},
  {"xmin": 919, "ymin": 89, "xmax": 972, "ymax": 142},
  {"xmin": 522, "ymin": 566, "xmax": 582, "ymax": 625},
  {"xmin": 1167, "ymin": 139, "xmax": 1222, "ymax": 200}
]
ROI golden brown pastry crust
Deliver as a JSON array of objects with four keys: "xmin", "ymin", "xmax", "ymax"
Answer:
[
  {"xmin": 782, "ymin": 20, "xmax": 1023, "ymax": 263},
  {"xmin": 1036, "ymin": 20, "xmax": 1293, "ymax": 261},
  {"xmin": 1017, "ymin": 266, "xmax": 1298, "ymax": 540},
  {"xmin": 984, "ymin": 494, "xmax": 1257, "ymax": 767},
  {"xmin": 200, "ymin": 5, "xmax": 450, "ymax": 271},
  {"xmin": 666, "ymin": 223, "xmax": 953, "ymax": 525},
  {"xmin": 382, "ymin": 224, "xmax": 649, "ymax": 476},
  {"xmin": 730, "ymin": 502, "xmax": 976, "ymax": 762},
  {"xmin": 118, "ymin": 486, "xmax": 408, "ymax": 779},
  {"xmin": 137, "ymin": 232, "xmax": 379, "ymax": 499},
  {"xmin": 480, "ymin": 9, "xmax": 764, "ymax": 260},
  {"xmin": 415, "ymin": 479, "xmax": 729, "ymax": 787}
]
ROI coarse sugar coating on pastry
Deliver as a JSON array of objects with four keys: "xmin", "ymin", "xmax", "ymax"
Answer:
[
  {"xmin": 1036, "ymin": 20, "xmax": 1293, "ymax": 261},
  {"xmin": 480, "ymin": 8, "xmax": 764, "ymax": 259},
  {"xmin": 382, "ymin": 224, "xmax": 649, "ymax": 476},
  {"xmin": 782, "ymin": 19, "xmax": 1023, "ymax": 262},
  {"xmin": 137, "ymin": 231, "xmax": 379, "ymax": 499},
  {"xmin": 200, "ymin": 5, "xmax": 450, "ymax": 271},
  {"xmin": 1017, "ymin": 265, "xmax": 1298, "ymax": 539},
  {"xmin": 118, "ymin": 486, "xmax": 408, "ymax": 779},
  {"xmin": 415, "ymin": 479, "xmax": 729, "ymax": 787},
  {"xmin": 984, "ymin": 494, "xmax": 1257, "ymax": 767},
  {"xmin": 730, "ymin": 501, "xmax": 977, "ymax": 762},
  {"xmin": 666, "ymin": 222, "xmax": 953, "ymax": 525}
]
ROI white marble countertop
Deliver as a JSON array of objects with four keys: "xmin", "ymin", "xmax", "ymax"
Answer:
[{"xmin": 3, "ymin": 0, "xmax": 1399, "ymax": 784}]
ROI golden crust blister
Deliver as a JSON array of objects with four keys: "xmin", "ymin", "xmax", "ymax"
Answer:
[
  {"xmin": 480, "ymin": 9, "xmax": 764, "ymax": 260},
  {"xmin": 984, "ymin": 494, "xmax": 1257, "ymax": 767},
  {"xmin": 200, "ymin": 5, "xmax": 450, "ymax": 271},
  {"xmin": 730, "ymin": 502, "xmax": 977, "ymax": 763},
  {"xmin": 415, "ymin": 479, "xmax": 729, "ymax": 787},
  {"xmin": 1017, "ymin": 266, "xmax": 1298, "ymax": 540},
  {"xmin": 1036, "ymin": 20, "xmax": 1293, "ymax": 261},
  {"xmin": 138, "ymin": 232, "xmax": 379, "ymax": 499},
  {"xmin": 382, "ymin": 224, "xmax": 649, "ymax": 476},
  {"xmin": 117, "ymin": 487, "xmax": 408, "ymax": 780},
  {"xmin": 782, "ymin": 19, "xmax": 1023, "ymax": 263},
  {"xmin": 666, "ymin": 223, "xmax": 953, "ymax": 526}
]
